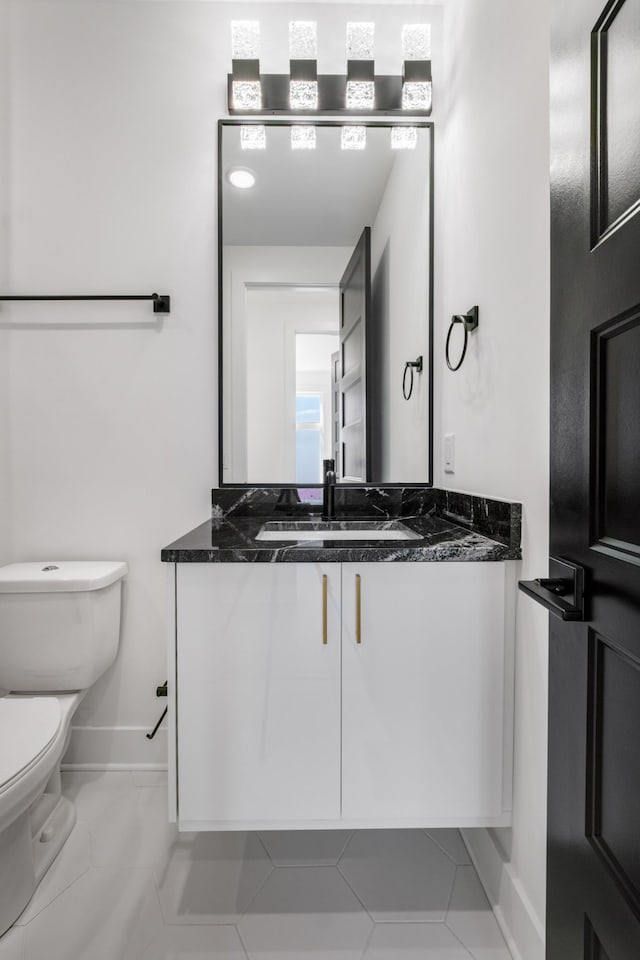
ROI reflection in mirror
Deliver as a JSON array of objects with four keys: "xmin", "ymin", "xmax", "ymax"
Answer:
[{"xmin": 220, "ymin": 121, "xmax": 432, "ymax": 485}]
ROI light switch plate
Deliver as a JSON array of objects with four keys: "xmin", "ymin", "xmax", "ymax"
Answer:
[{"xmin": 444, "ymin": 433, "xmax": 455, "ymax": 474}]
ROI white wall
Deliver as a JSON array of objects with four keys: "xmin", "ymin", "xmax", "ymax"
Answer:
[
  {"xmin": 436, "ymin": 0, "xmax": 550, "ymax": 957},
  {"xmin": 371, "ymin": 136, "xmax": 430, "ymax": 482},
  {"xmin": 7, "ymin": 0, "xmax": 222, "ymax": 764},
  {"xmin": 246, "ymin": 299, "xmax": 288, "ymax": 482},
  {"xmin": 6, "ymin": 0, "xmax": 433, "ymax": 764},
  {"xmin": 0, "ymin": 0, "xmax": 10, "ymax": 567}
]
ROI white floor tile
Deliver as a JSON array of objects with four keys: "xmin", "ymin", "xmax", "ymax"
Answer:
[
  {"xmin": 155, "ymin": 833, "xmax": 273, "ymax": 925},
  {"xmin": 426, "ymin": 830, "xmax": 472, "ymax": 866},
  {"xmin": 60, "ymin": 771, "xmax": 134, "ymax": 824},
  {"xmin": 258, "ymin": 830, "xmax": 352, "ymax": 866},
  {"xmin": 363, "ymin": 922, "xmax": 473, "ymax": 959},
  {"xmin": 446, "ymin": 867, "xmax": 511, "ymax": 960},
  {"xmin": 23, "ymin": 867, "xmax": 162, "ymax": 960},
  {"xmin": 15, "ymin": 823, "xmax": 91, "ymax": 926},
  {"xmin": 141, "ymin": 925, "xmax": 248, "ymax": 959},
  {"xmin": 339, "ymin": 830, "xmax": 457, "ymax": 922},
  {"xmin": 89, "ymin": 785, "xmax": 177, "ymax": 868},
  {"xmin": 0, "ymin": 926, "xmax": 24, "ymax": 960},
  {"xmin": 238, "ymin": 866, "xmax": 373, "ymax": 960},
  {"xmin": 11, "ymin": 777, "xmax": 512, "ymax": 960}
]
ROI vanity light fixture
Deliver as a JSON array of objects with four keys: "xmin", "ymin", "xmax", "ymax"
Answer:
[
  {"xmin": 240, "ymin": 124, "xmax": 266, "ymax": 150},
  {"xmin": 341, "ymin": 125, "xmax": 367, "ymax": 150},
  {"xmin": 231, "ymin": 21, "xmax": 262, "ymax": 111},
  {"xmin": 291, "ymin": 125, "xmax": 316, "ymax": 150},
  {"xmin": 346, "ymin": 22, "xmax": 375, "ymax": 111},
  {"xmin": 226, "ymin": 20, "xmax": 432, "ymax": 116},
  {"xmin": 390, "ymin": 126, "xmax": 418, "ymax": 150},
  {"xmin": 289, "ymin": 80, "xmax": 318, "ymax": 111},
  {"xmin": 401, "ymin": 24, "xmax": 432, "ymax": 112},
  {"xmin": 289, "ymin": 21, "xmax": 319, "ymax": 111},
  {"xmin": 227, "ymin": 167, "xmax": 256, "ymax": 189}
]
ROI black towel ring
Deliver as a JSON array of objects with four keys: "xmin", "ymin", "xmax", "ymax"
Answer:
[
  {"xmin": 402, "ymin": 356, "xmax": 423, "ymax": 400},
  {"xmin": 445, "ymin": 306, "xmax": 479, "ymax": 372}
]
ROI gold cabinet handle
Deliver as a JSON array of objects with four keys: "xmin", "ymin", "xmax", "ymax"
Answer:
[
  {"xmin": 356, "ymin": 574, "xmax": 362, "ymax": 644},
  {"xmin": 322, "ymin": 574, "xmax": 328, "ymax": 645}
]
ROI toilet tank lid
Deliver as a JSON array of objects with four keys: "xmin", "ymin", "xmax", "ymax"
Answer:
[{"xmin": 0, "ymin": 561, "xmax": 128, "ymax": 593}]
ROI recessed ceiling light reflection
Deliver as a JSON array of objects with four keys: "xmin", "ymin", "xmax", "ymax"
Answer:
[{"xmin": 227, "ymin": 167, "xmax": 256, "ymax": 189}]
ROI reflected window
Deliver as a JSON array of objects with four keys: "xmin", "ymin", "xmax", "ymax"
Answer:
[{"xmin": 295, "ymin": 393, "xmax": 323, "ymax": 483}]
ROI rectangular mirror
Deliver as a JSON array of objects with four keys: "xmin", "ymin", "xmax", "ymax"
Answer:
[{"xmin": 219, "ymin": 120, "xmax": 433, "ymax": 485}]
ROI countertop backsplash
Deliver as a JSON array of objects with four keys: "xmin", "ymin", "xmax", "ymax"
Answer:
[
  {"xmin": 158, "ymin": 487, "xmax": 521, "ymax": 564},
  {"xmin": 210, "ymin": 486, "xmax": 521, "ymax": 552}
]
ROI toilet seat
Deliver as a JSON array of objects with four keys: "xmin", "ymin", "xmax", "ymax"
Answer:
[{"xmin": 0, "ymin": 698, "xmax": 61, "ymax": 792}]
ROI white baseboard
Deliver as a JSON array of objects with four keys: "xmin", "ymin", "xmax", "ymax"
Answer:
[
  {"xmin": 461, "ymin": 828, "xmax": 545, "ymax": 960},
  {"xmin": 61, "ymin": 724, "xmax": 168, "ymax": 771}
]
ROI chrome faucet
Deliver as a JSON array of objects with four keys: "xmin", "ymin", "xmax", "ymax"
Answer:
[{"xmin": 321, "ymin": 459, "xmax": 336, "ymax": 521}]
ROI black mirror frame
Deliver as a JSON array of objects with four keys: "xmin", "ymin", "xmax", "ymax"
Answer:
[{"xmin": 217, "ymin": 118, "xmax": 434, "ymax": 488}]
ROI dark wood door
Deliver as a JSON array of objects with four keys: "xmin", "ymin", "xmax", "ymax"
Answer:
[
  {"xmin": 339, "ymin": 227, "xmax": 370, "ymax": 482},
  {"xmin": 330, "ymin": 350, "xmax": 340, "ymax": 476},
  {"xmin": 548, "ymin": 0, "xmax": 640, "ymax": 956}
]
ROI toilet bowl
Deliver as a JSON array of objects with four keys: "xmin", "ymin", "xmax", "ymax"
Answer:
[
  {"xmin": 0, "ymin": 561, "xmax": 127, "ymax": 935},
  {"xmin": 0, "ymin": 694, "xmax": 82, "ymax": 932}
]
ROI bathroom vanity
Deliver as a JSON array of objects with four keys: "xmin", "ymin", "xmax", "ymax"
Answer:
[
  {"xmin": 162, "ymin": 117, "xmax": 522, "ymax": 833},
  {"xmin": 162, "ymin": 487, "xmax": 521, "ymax": 832}
]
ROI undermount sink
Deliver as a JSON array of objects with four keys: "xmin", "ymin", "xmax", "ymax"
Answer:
[{"xmin": 255, "ymin": 520, "xmax": 421, "ymax": 542}]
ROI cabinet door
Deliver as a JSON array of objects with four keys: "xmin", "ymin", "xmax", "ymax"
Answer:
[
  {"xmin": 341, "ymin": 562, "xmax": 509, "ymax": 824},
  {"xmin": 176, "ymin": 563, "xmax": 341, "ymax": 827}
]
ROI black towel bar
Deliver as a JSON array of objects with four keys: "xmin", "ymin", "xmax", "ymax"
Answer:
[{"xmin": 0, "ymin": 293, "xmax": 170, "ymax": 313}]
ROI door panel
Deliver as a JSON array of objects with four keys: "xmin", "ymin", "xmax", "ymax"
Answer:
[
  {"xmin": 176, "ymin": 563, "xmax": 341, "ymax": 825},
  {"xmin": 586, "ymin": 633, "xmax": 640, "ymax": 916},
  {"xmin": 340, "ymin": 563, "xmax": 508, "ymax": 823},
  {"xmin": 585, "ymin": 918, "xmax": 613, "ymax": 960},
  {"xmin": 592, "ymin": 0, "xmax": 640, "ymax": 240},
  {"xmin": 592, "ymin": 309, "xmax": 640, "ymax": 557},
  {"xmin": 549, "ymin": 0, "xmax": 640, "ymax": 954},
  {"xmin": 331, "ymin": 350, "xmax": 340, "ymax": 474},
  {"xmin": 339, "ymin": 227, "xmax": 370, "ymax": 482}
]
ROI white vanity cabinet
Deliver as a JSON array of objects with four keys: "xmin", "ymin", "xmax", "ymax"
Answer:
[
  {"xmin": 171, "ymin": 561, "xmax": 514, "ymax": 830},
  {"xmin": 175, "ymin": 563, "xmax": 342, "ymax": 826},
  {"xmin": 340, "ymin": 563, "xmax": 510, "ymax": 825}
]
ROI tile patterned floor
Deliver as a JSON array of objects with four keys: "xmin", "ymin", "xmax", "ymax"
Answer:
[{"xmin": 0, "ymin": 771, "xmax": 512, "ymax": 960}]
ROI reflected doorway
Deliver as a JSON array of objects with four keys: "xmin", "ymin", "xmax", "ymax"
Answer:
[{"xmin": 245, "ymin": 285, "xmax": 339, "ymax": 483}]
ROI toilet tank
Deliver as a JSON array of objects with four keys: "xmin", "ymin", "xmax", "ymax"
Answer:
[{"xmin": 0, "ymin": 561, "xmax": 128, "ymax": 693}]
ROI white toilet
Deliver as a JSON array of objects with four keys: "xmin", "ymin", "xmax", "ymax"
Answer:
[{"xmin": 0, "ymin": 560, "xmax": 127, "ymax": 935}]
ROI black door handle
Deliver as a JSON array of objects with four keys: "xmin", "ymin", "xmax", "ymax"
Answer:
[{"xmin": 518, "ymin": 557, "xmax": 585, "ymax": 621}]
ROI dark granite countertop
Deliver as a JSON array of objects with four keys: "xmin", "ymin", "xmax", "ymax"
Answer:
[{"xmin": 161, "ymin": 488, "xmax": 522, "ymax": 563}]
